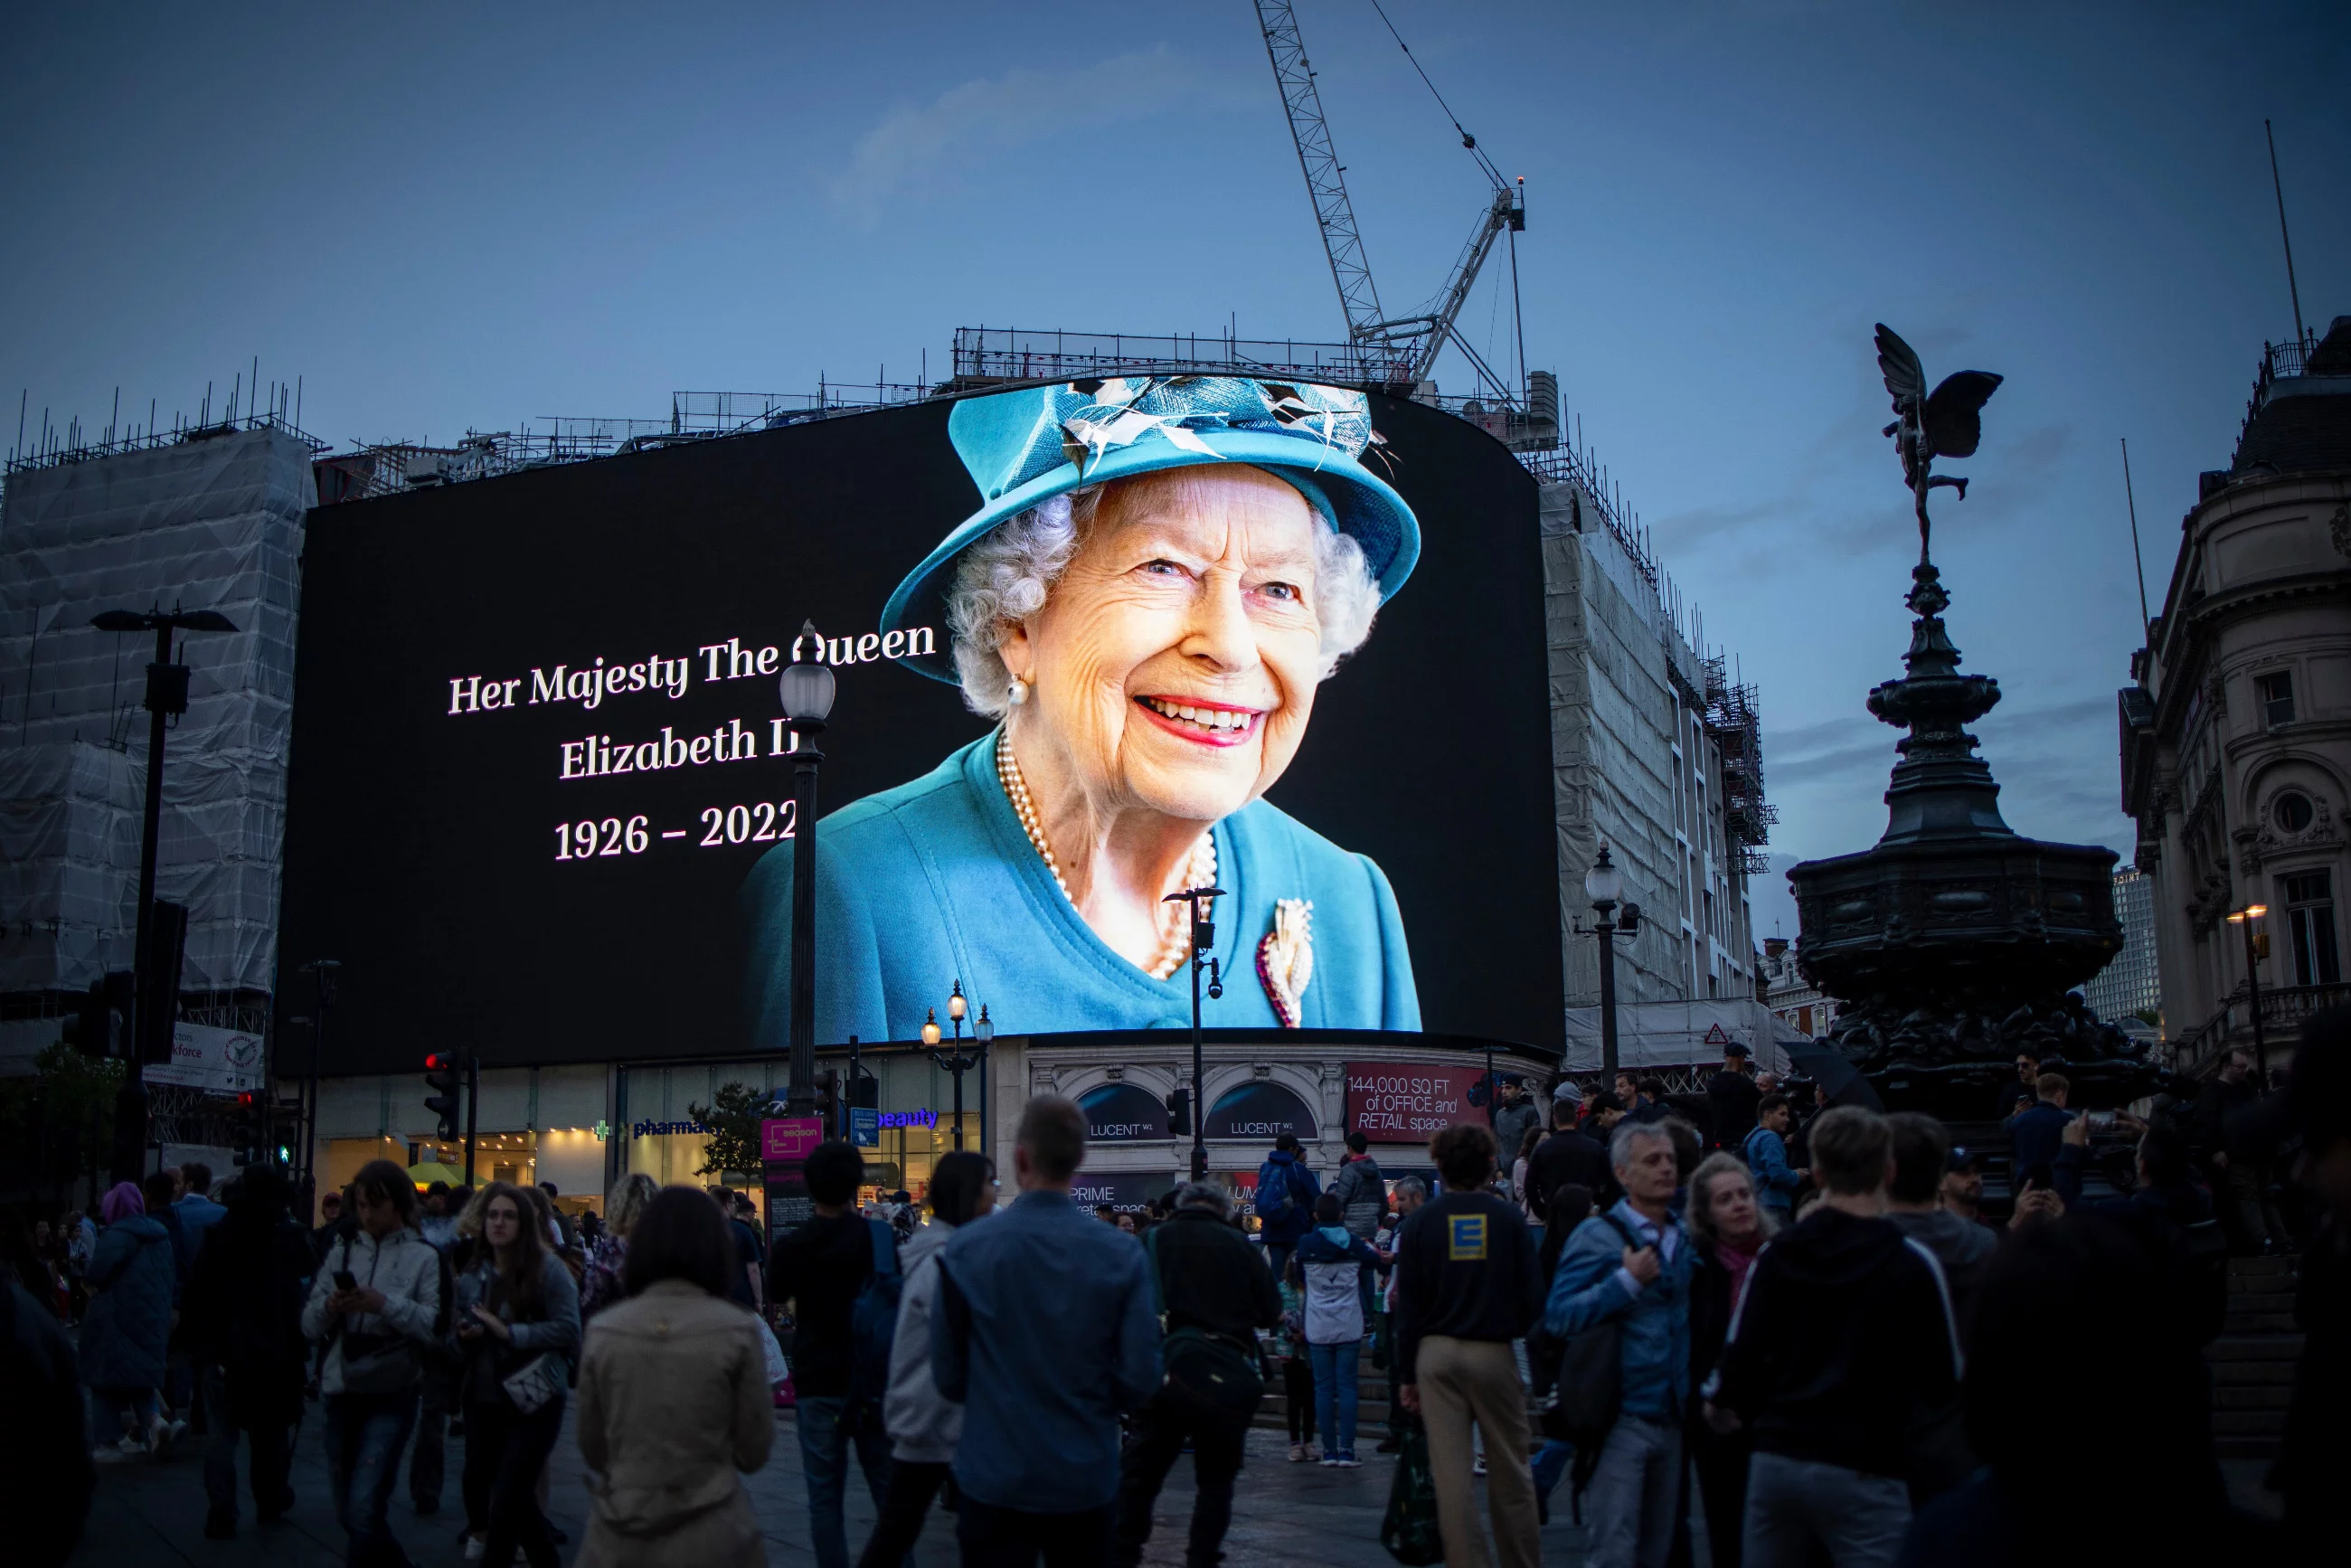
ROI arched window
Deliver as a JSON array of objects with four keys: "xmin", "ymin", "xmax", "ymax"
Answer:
[
  {"xmin": 1204, "ymin": 1081, "xmax": 1318, "ymax": 1141},
  {"xmin": 1077, "ymin": 1082, "xmax": 1171, "ymax": 1142}
]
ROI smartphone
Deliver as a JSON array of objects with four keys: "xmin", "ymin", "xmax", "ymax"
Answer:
[
  {"xmin": 2023, "ymin": 1162, "xmax": 2054, "ymax": 1192},
  {"xmin": 2087, "ymin": 1110, "xmax": 2118, "ymax": 1132},
  {"xmin": 333, "ymin": 1270, "xmax": 358, "ymax": 1292}
]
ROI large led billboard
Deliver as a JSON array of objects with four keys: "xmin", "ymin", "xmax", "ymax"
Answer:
[{"xmin": 279, "ymin": 379, "xmax": 1558, "ymax": 1072}]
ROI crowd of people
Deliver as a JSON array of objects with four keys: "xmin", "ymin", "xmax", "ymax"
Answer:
[{"xmin": 5, "ymin": 1008, "xmax": 2348, "ymax": 1568}]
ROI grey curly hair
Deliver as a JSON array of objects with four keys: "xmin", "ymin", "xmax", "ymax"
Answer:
[{"xmin": 945, "ymin": 481, "xmax": 1384, "ymax": 720}]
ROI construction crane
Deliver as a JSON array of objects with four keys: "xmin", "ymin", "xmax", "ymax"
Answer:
[{"xmin": 1254, "ymin": 0, "xmax": 1525, "ymax": 399}]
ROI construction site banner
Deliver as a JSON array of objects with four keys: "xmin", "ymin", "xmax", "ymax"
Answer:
[
  {"xmin": 147, "ymin": 1021, "xmax": 266, "ymax": 1094},
  {"xmin": 279, "ymin": 387, "xmax": 1561, "ymax": 1072}
]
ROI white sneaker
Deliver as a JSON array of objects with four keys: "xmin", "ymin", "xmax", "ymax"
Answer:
[
  {"xmin": 153, "ymin": 1419, "xmax": 187, "ymax": 1459},
  {"xmin": 94, "ymin": 1440, "xmax": 138, "ymax": 1465},
  {"xmin": 465, "ymin": 1535, "xmax": 486, "ymax": 1562}
]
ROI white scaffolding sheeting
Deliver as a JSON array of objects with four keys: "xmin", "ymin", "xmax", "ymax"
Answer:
[
  {"xmin": 0, "ymin": 428, "xmax": 314, "ymax": 993},
  {"xmin": 1562, "ymin": 999, "xmax": 1800, "ymax": 1074}
]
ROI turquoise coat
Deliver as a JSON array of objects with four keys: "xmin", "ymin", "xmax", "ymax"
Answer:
[
  {"xmin": 80, "ymin": 1216, "xmax": 176, "ymax": 1390},
  {"xmin": 741, "ymin": 731, "xmax": 1420, "ymax": 1045}
]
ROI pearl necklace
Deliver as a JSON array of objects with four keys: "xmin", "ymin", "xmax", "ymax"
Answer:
[{"xmin": 997, "ymin": 732, "xmax": 1215, "ymax": 981}]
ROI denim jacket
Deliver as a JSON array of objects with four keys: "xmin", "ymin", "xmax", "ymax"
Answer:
[
  {"xmin": 934, "ymin": 1189, "xmax": 1160, "ymax": 1511},
  {"xmin": 1744, "ymin": 1125, "xmax": 1802, "ymax": 1213},
  {"xmin": 1544, "ymin": 1200, "xmax": 1695, "ymax": 1419},
  {"xmin": 454, "ymin": 1252, "xmax": 581, "ymax": 1394}
]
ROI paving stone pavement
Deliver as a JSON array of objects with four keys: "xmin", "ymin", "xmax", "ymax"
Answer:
[
  {"xmin": 66, "ymin": 1405, "xmax": 1609, "ymax": 1567},
  {"xmin": 65, "ymin": 1404, "xmax": 2285, "ymax": 1566}
]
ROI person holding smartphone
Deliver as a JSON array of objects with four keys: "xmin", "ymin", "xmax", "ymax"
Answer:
[
  {"xmin": 452, "ymin": 1182, "xmax": 581, "ymax": 1568},
  {"xmin": 300, "ymin": 1160, "xmax": 444, "ymax": 1568}
]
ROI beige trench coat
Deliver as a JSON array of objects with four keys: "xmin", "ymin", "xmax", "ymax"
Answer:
[{"xmin": 576, "ymin": 1280, "xmax": 775, "ymax": 1568}]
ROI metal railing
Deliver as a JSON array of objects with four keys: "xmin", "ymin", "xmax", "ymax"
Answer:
[
  {"xmin": 2173, "ymin": 979, "xmax": 2351, "ymax": 1074},
  {"xmin": 5, "ymin": 408, "xmax": 325, "ymax": 477},
  {"xmin": 2234, "ymin": 328, "xmax": 2327, "ymax": 467},
  {"xmin": 950, "ymin": 325, "xmax": 1417, "ymax": 391},
  {"xmin": 1518, "ymin": 446, "xmax": 1661, "ymax": 590}
]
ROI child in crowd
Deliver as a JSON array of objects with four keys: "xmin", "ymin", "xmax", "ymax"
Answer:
[{"xmin": 1276, "ymin": 1257, "xmax": 1317, "ymax": 1461}]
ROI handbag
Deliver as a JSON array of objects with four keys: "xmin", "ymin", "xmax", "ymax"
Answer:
[
  {"xmin": 321, "ymin": 1239, "xmax": 422, "ymax": 1395},
  {"xmin": 1144, "ymin": 1229, "xmax": 1266, "ymax": 1423},
  {"xmin": 1379, "ymin": 1421, "xmax": 1444, "ymax": 1565},
  {"xmin": 500, "ymin": 1352, "xmax": 563, "ymax": 1414}
]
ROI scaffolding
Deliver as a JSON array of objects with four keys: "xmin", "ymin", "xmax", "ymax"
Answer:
[
  {"xmin": 314, "ymin": 383, "xmax": 937, "ymax": 502},
  {"xmin": 1703, "ymin": 656, "xmax": 1777, "ymax": 876},
  {"xmin": 1, "ymin": 420, "xmax": 316, "ymax": 1006}
]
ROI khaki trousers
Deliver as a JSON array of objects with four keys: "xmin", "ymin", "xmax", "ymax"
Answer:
[{"xmin": 1416, "ymin": 1334, "xmax": 1540, "ymax": 1568}]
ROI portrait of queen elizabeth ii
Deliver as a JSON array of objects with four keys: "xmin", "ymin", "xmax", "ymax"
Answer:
[{"xmin": 741, "ymin": 375, "xmax": 1423, "ymax": 1045}]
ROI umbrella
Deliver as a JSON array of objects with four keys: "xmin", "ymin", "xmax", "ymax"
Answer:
[
  {"xmin": 1781, "ymin": 1039, "xmax": 1884, "ymax": 1112},
  {"xmin": 405, "ymin": 1161, "xmax": 467, "ymax": 1188}
]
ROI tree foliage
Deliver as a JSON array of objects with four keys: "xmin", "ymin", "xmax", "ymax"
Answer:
[{"xmin": 686, "ymin": 1080, "xmax": 775, "ymax": 1179}]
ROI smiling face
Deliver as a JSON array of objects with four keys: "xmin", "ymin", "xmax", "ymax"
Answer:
[{"xmin": 1000, "ymin": 466, "xmax": 1325, "ymax": 824}]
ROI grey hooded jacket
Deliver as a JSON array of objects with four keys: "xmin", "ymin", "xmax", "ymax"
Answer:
[{"xmin": 883, "ymin": 1222, "xmax": 962, "ymax": 1464}]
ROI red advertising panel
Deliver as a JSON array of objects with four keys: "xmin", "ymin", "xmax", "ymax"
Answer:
[{"xmin": 1345, "ymin": 1063, "xmax": 1488, "ymax": 1143}]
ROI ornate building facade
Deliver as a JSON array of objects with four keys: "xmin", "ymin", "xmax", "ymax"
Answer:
[{"xmin": 2120, "ymin": 316, "xmax": 2351, "ymax": 1075}]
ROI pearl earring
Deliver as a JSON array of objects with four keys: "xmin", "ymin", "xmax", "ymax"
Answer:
[{"xmin": 1006, "ymin": 675, "xmax": 1031, "ymax": 707}]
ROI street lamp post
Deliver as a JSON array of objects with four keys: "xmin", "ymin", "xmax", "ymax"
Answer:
[
  {"xmin": 2227, "ymin": 900, "xmax": 2271, "ymax": 1079},
  {"xmin": 90, "ymin": 605, "xmax": 236, "ymax": 1178},
  {"xmin": 1164, "ymin": 885, "xmax": 1228, "ymax": 1184},
  {"xmin": 779, "ymin": 621, "xmax": 836, "ymax": 1120},
  {"xmin": 1572, "ymin": 846, "xmax": 1641, "ymax": 1080},
  {"xmin": 299, "ymin": 959, "xmax": 340, "ymax": 1197},
  {"xmin": 922, "ymin": 985, "xmax": 987, "ymax": 1152}
]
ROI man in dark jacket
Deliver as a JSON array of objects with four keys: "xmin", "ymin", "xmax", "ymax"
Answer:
[
  {"xmin": 1524, "ymin": 1095, "xmax": 1619, "ymax": 1226},
  {"xmin": 1327, "ymin": 1131, "xmax": 1388, "ymax": 1325},
  {"xmin": 767, "ymin": 1141, "xmax": 886, "ymax": 1568},
  {"xmin": 1111, "ymin": 1181, "xmax": 1283, "ymax": 1568},
  {"xmin": 1704, "ymin": 1107, "xmax": 1960, "ymax": 1564},
  {"xmin": 1397, "ymin": 1122, "xmax": 1543, "ymax": 1568},
  {"xmin": 1491, "ymin": 1076, "xmax": 1543, "ymax": 1176},
  {"xmin": 2006, "ymin": 1072, "xmax": 2074, "ymax": 1191},
  {"xmin": 1706, "ymin": 1044, "xmax": 1762, "ymax": 1151},
  {"xmin": 1253, "ymin": 1133, "xmax": 1319, "ymax": 1280},
  {"xmin": 184, "ymin": 1164, "xmax": 315, "ymax": 1538}
]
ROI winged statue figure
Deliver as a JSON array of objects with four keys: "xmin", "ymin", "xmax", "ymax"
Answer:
[{"xmin": 1875, "ymin": 324, "xmax": 2002, "ymax": 562}]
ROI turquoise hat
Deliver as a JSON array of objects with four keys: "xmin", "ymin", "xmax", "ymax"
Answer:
[{"xmin": 883, "ymin": 375, "xmax": 1420, "ymax": 683}]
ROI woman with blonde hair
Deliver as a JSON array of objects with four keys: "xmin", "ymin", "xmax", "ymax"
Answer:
[
  {"xmin": 1685, "ymin": 1151, "xmax": 1777, "ymax": 1567},
  {"xmin": 581, "ymin": 1174, "xmax": 660, "ymax": 1322}
]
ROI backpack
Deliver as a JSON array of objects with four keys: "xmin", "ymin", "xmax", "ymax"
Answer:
[
  {"xmin": 842, "ymin": 1219, "xmax": 902, "ymax": 1426},
  {"xmin": 1553, "ymin": 1212, "xmax": 1639, "ymax": 1517},
  {"xmin": 1260, "ymin": 1159, "xmax": 1310, "ymax": 1228}
]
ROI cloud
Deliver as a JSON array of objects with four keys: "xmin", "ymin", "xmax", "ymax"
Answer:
[{"xmin": 830, "ymin": 46, "xmax": 1224, "ymax": 227}]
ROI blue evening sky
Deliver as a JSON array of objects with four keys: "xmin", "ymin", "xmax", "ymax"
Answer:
[{"xmin": 5, "ymin": 1, "xmax": 2346, "ymax": 940}]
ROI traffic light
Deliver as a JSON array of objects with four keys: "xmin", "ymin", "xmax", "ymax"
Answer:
[
  {"xmin": 424, "ymin": 1053, "xmax": 461, "ymax": 1140},
  {"xmin": 139, "ymin": 898, "xmax": 190, "ymax": 1065},
  {"xmin": 814, "ymin": 1069, "xmax": 840, "ymax": 1134},
  {"xmin": 1166, "ymin": 1088, "xmax": 1192, "ymax": 1137},
  {"xmin": 849, "ymin": 1070, "xmax": 879, "ymax": 1110},
  {"xmin": 61, "ymin": 972, "xmax": 135, "ymax": 1059},
  {"xmin": 231, "ymin": 1090, "xmax": 265, "ymax": 1167}
]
